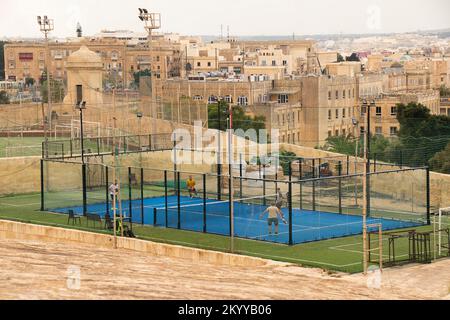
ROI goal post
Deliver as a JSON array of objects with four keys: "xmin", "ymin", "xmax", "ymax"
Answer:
[
  {"xmin": 367, "ymin": 223, "xmax": 383, "ymax": 272},
  {"xmin": 433, "ymin": 207, "xmax": 450, "ymax": 259}
]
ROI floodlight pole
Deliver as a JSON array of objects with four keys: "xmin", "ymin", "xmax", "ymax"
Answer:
[
  {"xmin": 37, "ymin": 15, "xmax": 54, "ymax": 140},
  {"xmin": 76, "ymin": 102, "xmax": 86, "ymax": 164},
  {"xmin": 137, "ymin": 112, "xmax": 143, "ymax": 167},
  {"xmin": 362, "ymin": 100, "xmax": 369, "ymax": 275},
  {"xmin": 138, "ymin": 8, "xmax": 161, "ymax": 152},
  {"xmin": 228, "ymin": 104, "xmax": 234, "ymax": 253},
  {"xmin": 112, "ymin": 116, "xmax": 118, "ymax": 249}
]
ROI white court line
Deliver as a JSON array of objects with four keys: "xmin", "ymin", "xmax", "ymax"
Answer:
[{"xmin": 0, "ymin": 202, "xmax": 40, "ymax": 207}]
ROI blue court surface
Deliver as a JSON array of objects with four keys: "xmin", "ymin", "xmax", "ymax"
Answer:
[{"xmin": 52, "ymin": 195, "xmax": 422, "ymax": 245}]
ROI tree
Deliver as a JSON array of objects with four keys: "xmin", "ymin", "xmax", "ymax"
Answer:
[
  {"xmin": 278, "ymin": 149, "xmax": 297, "ymax": 175},
  {"xmin": 439, "ymin": 85, "xmax": 450, "ymax": 97},
  {"xmin": 208, "ymin": 100, "xmax": 266, "ymax": 134},
  {"xmin": 323, "ymin": 134, "xmax": 391, "ymax": 159},
  {"xmin": 0, "ymin": 90, "xmax": 9, "ymax": 104},
  {"xmin": 40, "ymin": 79, "xmax": 65, "ymax": 103},
  {"xmin": 429, "ymin": 142, "xmax": 450, "ymax": 174},
  {"xmin": 346, "ymin": 53, "xmax": 360, "ymax": 62},
  {"xmin": 133, "ymin": 69, "xmax": 151, "ymax": 87},
  {"xmin": 395, "ymin": 102, "xmax": 450, "ymax": 168},
  {"xmin": 25, "ymin": 77, "xmax": 35, "ymax": 87}
]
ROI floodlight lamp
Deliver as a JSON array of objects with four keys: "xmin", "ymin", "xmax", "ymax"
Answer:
[
  {"xmin": 37, "ymin": 16, "xmax": 42, "ymax": 25},
  {"xmin": 143, "ymin": 8, "xmax": 148, "ymax": 14},
  {"xmin": 137, "ymin": 112, "xmax": 143, "ymax": 118}
]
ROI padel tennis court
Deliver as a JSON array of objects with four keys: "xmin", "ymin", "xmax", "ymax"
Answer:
[{"xmin": 52, "ymin": 194, "xmax": 422, "ymax": 245}]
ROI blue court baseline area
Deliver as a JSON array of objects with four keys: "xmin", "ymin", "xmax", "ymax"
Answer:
[{"xmin": 52, "ymin": 195, "xmax": 422, "ymax": 245}]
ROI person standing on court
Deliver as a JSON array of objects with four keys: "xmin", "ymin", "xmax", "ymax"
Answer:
[
  {"xmin": 109, "ymin": 180, "xmax": 119, "ymax": 203},
  {"xmin": 260, "ymin": 203, "xmax": 287, "ymax": 235},
  {"xmin": 186, "ymin": 175, "xmax": 198, "ymax": 198}
]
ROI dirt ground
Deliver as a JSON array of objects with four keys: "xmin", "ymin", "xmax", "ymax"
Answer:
[{"xmin": 0, "ymin": 238, "xmax": 449, "ymax": 300}]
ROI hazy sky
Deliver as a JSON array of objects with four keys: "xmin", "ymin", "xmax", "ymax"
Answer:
[{"xmin": 1, "ymin": 0, "xmax": 449, "ymax": 38}]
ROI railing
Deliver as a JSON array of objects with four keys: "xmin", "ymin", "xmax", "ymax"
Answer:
[{"xmin": 42, "ymin": 133, "xmax": 174, "ymax": 160}]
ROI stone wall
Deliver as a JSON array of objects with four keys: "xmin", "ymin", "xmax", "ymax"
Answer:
[{"xmin": 0, "ymin": 220, "xmax": 268, "ymax": 268}]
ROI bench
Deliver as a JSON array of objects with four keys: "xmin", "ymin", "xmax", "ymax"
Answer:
[{"xmin": 86, "ymin": 213, "xmax": 102, "ymax": 228}]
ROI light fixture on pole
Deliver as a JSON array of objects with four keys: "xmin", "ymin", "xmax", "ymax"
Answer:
[
  {"xmin": 37, "ymin": 15, "xmax": 54, "ymax": 139},
  {"xmin": 75, "ymin": 101, "xmax": 87, "ymax": 164},
  {"xmin": 137, "ymin": 8, "xmax": 161, "ymax": 150}
]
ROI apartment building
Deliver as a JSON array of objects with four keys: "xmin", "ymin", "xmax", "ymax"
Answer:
[
  {"xmin": 365, "ymin": 90, "xmax": 441, "ymax": 138},
  {"xmin": 4, "ymin": 37, "xmax": 184, "ymax": 86}
]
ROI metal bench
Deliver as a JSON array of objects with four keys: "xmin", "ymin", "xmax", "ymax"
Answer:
[
  {"xmin": 86, "ymin": 213, "xmax": 102, "ymax": 228},
  {"xmin": 67, "ymin": 210, "xmax": 82, "ymax": 225}
]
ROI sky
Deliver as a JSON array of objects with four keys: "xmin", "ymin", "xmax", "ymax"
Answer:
[{"xmin": 1, "ymin": 0, "xmax": 450, "ymax": 38}]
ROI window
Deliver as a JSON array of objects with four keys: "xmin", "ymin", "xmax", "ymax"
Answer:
[
  {"xmin": 278, "ymin": 94, "xmax": 289, "ymax": 104},
  {"xmin": 197, "ymin": 62, "xmax": 201, "ymax": 67},
  {"xmin": 343, "ymin": 90, "xmax": 346, "ymax": 99},
  {"xmin": 224, "ymin": 95, "xmax": 233, "ymax": 103},
  {"xmin": 282, "ymin": 60, "xmax": 287, "ymax": 66},
  {"xmin": 207, "ymin": 62, "xmax": 212, "ymax": 67},
  {"xmin": 390, "ymin": 127, "xmax": 398, "ymax": 136},
  {"xmin": 375, "ymin": 127, "xmax": 382, "ymax": 135},
  {"xmin": 360, "ymin": 126, "xmax": 365, "ymax": 134},
  {"xmin": 335, "ymin": 109, "xmax": 339, "ymax": 119},
  {"xmin": 272, "ymin": 60, "xmax": 276, "ymax": 66},
  {"xmin": 376, "ymin": 106, "xmax": 382, "ymax": 116},
  {"xmin": 237, "ymin": 96, "xmax": 248, "ymax": 106},
  {"xmin": 328, "ymin": 91, "xmax": 331, "ymax": 100},
  {"xmin": 336, "ymin": 91, "xmax": 339, "ymax": 99},
  {"xmin": 361, "ymin": 106, "xmax": 367, "ymax": 115},
  {"xmin": 328, "ymin": 131, "xmax": 332, "ymax": 137},
  {"xmin": 193, "ymin": 95, "xmax": 203, "ymax": 101},
  {"xmin": 342, "ymin": 108, "xmax": 346, "ymax": 118},
  {"xmin": 328, "ymin": 110, "xmax": 332, "ymax": 120},
  {"xmin": 342, "ymin": 129, "xmax": 346, "ymax": 136},
  {"xmin": 390, "ymin": 106, "xmax": 397, "ymax": 116},
  {"xmin": 208, "ymin": 96, "xmax": 218, "ymax": 104},
  {"xmin": 335, "ymin": 129, "xmax": 339, "ymax": 136}
]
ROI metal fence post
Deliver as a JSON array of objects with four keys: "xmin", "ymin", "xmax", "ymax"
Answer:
[
  {"xmin": 82, "ymin": 163, "xmax": 87, "ymax": 216},
  {"xmin": 203, "ymin": 173, "xmax": 207, "ymax": 233},
  {"xmin": 164, "ymin": 170, "xmax": 168, "ymax": 227},
  {"xmin": 40, "ymin": 159, "xmax": 44, "ymax": 211},
  {"xmin": 105, "ymin": 166, "xmax": 109, "ymax": 217},
  {"xmin": 312, "ymin": 159, "xmax": 316, "ymax": 212},
  {"xmin": 177, "ymin": 171, "xmax": 181, "ymax": 229},
  {"xmin": 338, "ymin": 161, "xmax": 342, "ymax": 214},
  {"xmin": 426, "ymin": 167, "xmax": 431, "ymax": 225},
  {"xmin": 141, "ymin": 168, "xmax": 144, "ymax": 225},
  {"xmin": 128, "ymin": 167, "xmax": 132, "ymax": 226},
  {"xmin": 288, "ymin": 179, "xmax": 293, "ymax": 246}
]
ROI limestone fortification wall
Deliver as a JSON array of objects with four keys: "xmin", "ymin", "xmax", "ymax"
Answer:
[{"xmin": 0, "ymin": 220, "xmax": 269, "ymax": 268}]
